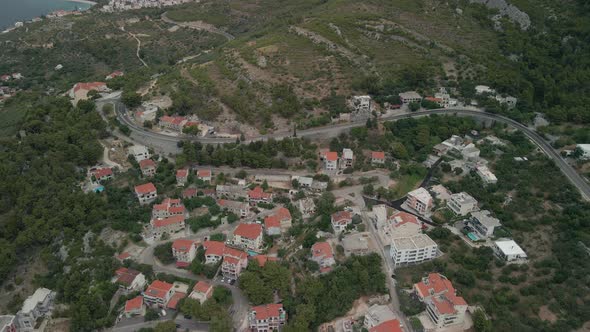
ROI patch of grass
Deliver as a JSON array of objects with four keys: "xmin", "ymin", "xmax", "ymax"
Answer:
[{"xmin": 392, "ymin": 173, "xmax": 423, "ymax": 199}]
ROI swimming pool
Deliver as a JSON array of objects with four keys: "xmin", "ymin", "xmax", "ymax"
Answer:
[{"xmin": 467, "ymin": 232, "xmax": 478, "ymax": 241}]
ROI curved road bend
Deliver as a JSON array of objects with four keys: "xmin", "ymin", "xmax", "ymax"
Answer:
[{"xmin": 112, "ymin": 102, "xmax": 590, "ymax": 200}]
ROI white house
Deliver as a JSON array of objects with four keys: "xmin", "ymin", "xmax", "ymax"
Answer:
[
  {"xmin": 399, "ymin": 91, "xmax": 423, "ymax": 104},
  {"xmin": 128, "ymin": 145, "xmax": 150, "ymax": 162},
  {"xmin": 447, "ymin": 192, "xmax": 478, "ymax": 216},
  {"xmin": 494, "ymin": 239, "xmax": 527, "ymax": 263},
  {"xmin": 476, "ymin": 165, "xmax": 497, "ymax": 185},
  {"xmin": 405, "ymin": 187, "xmax": 433, "ymax": 215},
  {"xmin": 340, "ymin": 148, "xmax": 354, "ymax": 169},
  {"xmin": 468, "ymin": 210, "xmax": 501, "ymax": 239},
  {"xmin": 17, "ymin": 288, "xmax": 55, "ymax": 332},
  {"xmin": 363, "ymin": 304, "xmax": 397, "ymax": 330}
]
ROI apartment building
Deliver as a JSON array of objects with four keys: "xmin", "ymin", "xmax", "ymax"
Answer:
[
  {"xmin": 340, "ymin": 148, "xmax": 354, "ymax": 169},
  {"xmin": 134, "ymin": 182, "xmax": 157, "ymax": 205},
  {"xmin": 152, "ymin": 198, "xmax": 186, "ymax": 219},
  {"xmin": 143, "ymin": 280, "xmax": 174, "ymax": 307},
  {"xmin": 221, "ymin": 247, "xmax": 248, "ymax": 280},
  {"xmin": 447, "ymin": 192, "xmax": 478, "ymax": 216},
  {"xmin": 468, "ymin": 210, "xmax": 501, "ymax": 239},
  {"xmin": 414, "ymin": 273, "xmax": 468, "ymax": 329},
  {"xmin": 248, "ymin": 304, "xmax": 287, "ymax": 332},
  {"xmin": 405, "ymin": 187, "xmax": 433, "ymax": 215},
  {"xmin": 311, "ymin": 241, "xmax": 335, "ymax": 274},
  {"xmin": 232, "ymin": 223, "xmax": 264, "ymax": 251},
  {"xmin": 16, "ymin": 288, "xmax": 55, "ymax": 332},
  {"xmin": 172, "ymin": 239, "xmax": 197, "ymax": 267},
  {"xmin": 248, "ymin": 186, "xmax": 273, "ymax": 206},
  {"xmin": 203, "ymin": 240, "xmax": 225, "ymax": 264},
  {"xmin": 139, "ymin": 159, "xmax": 157, "ymax": 177},
  {"xmin": 323, "ymin": 151, "xmax": 338, "ymax": 171},
  {"xmin": 390, "ymin": 234, "xmax": 438, "ymax": 267},
  {"xmin": 150, "ymin": 215, "xmax": 185, "ymax": 239},
  {"xmin": 189, "ymin": 281, "xmax": 213, "ymax": 304}
]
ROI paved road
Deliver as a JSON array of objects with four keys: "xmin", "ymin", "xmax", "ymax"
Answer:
[{"xmin": 108, "ymin": 101, "xmax": 590, "ymax": 200}]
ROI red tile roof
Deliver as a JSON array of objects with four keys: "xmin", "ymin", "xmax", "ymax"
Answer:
[
  {"xmin": 93, "ymin": 167, "xmax": 113, "ymax": 179},
  {"xmin": 145, "ymin": 280, "xmax": 173, "ymax": 300},
  {"xmin": 312, "ymin": 242, "xmax": 333, "ymax": 259},
  {"xmin": 172, "ymin": 239, "xmax": 195, "ymax": 253},
  {"xmin": 275, "ymin": 207, "xmax": 291, "ymax": 221},
  {"xmin": 223, "ymin": 247, "xmax": 247, "ymax": 262},
  {"xmin": 116, "ymin": 252, "xmax": 131, "ymax": 261},
  {"xmin": 325, "ymin": 151, "xmax": 338, "ymax": 161},
  {"xmin": 166, "ymin": 292, "xmax": 186, "ymax": 309},
  {"xmin": 183, "ymin": 188, "xmax": 197, "ymax": 199},
  {"xmin": 193, "ymin": 281, "xmax": 212, "ymax": 294},
  {"xmin": 251, "ymin": 255, "xmax": 278, "ymax": 267},
  {"xmin": 369, "ymin": 319, "xmax": 402, "ymax": 332},
  {"xmin": 73, "ymin": 82, "xmax": 106, "ymax": 92},
  {"xmin": 390, "ymin": 211, "xmax": 420, "ymax": 227},
  {"xmin": 248, "ymin": 186, "xmax": 271, "ymax": 200},
  {"xmin": 234, "ymin": 223, "xmax": 263, "ymax": 240},
  {"xmin": 197, "ymin": 169, "xmax": 211, "ymax": 178},
  {"xmin": 107, "ymin": 71, "xmax": 124, "ymax": 79},
  {"xmin": 135, "ymin": 182, "xmax": 156, "ymax": 194},
  {"xmin": 124, "ymin": 296, "xmax": 143, "ymax": 312},
  {"xmin": 264, "ymin": 215, "xmax": 281, "ymax": 229},
  {"xmin": 152, "ymin": 215, "xmax": 185, "ymax": 228},
  {"xmin": 331, "ymin": 211, "xmax": 352, "ymax": 224},
  {"xmin": 371, "ymin": 151, "xmax": 385, "ymax": 160},
  {"xmin": 115, "ymin": 268, "xmax": 141, "ymax": 286},
  {"xmin": 251, "ymin": 304, "xmax": 283, "ymax": 320},
  {"xmin": 139, "ymin": 159, "xmax": 156, "ymax": 169},
  {"xmin": 203, "ymin": 241, "xmax": 225, "ymax": 257},
  {"xmin": 425, "ymin": 96, "xmax": 443, "ymax": 103},
  {"xmin": 415, "ymin": 273, "xmax": 455, "ymax": 298},
  {"xmin": 176, "ymin": 169, "xmax": 189, "ymax": 178}
]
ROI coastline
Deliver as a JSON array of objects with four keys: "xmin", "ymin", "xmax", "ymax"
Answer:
[{"xmin": 65, "ymin": 0, "xmax": 97, "ymax": 5}]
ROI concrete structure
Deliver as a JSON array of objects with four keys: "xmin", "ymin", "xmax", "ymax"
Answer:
[
  {"xmin": 248, "ymin": 304, "xmax": 287, "ymax": 332},
  {"xmin": 311, "ymin": 241, "xmax": 335, "ymax": 273},
  {"xmin": 406, "ymin": 188, "xmax": 433, "ymax": 215},
  {"xmin": 143, "ymin": 280, "xmax": 174, "ymax": 307},
  {"xmin": 399, "ymin": 91, "xmax": 423, "ymax": 104},
  {"xmin": 189, "ymin": 281, "xmax": 214, "ymax": 304},
  {"xmin": 218, "ymin": 199, "xmax": 249, "ymax": 218},
  {"xmin": 494, "ymin": 239, "xmax": 527, "ymax": 263},
  {"xmin": 363, "ymin": 304, "xmax": 397, "ymax": 330},
  {"xmin": 150, "ymin": 215, "xmax": 185, "ymax": 239},
  {"xmin": 447, "ymin": 192, "xmax": 478, "ymax": 216},
  {"xmin": 17, "ymin": 288, "xmax": 55, "ymax": 331},
  {"xmin": 331, "ymin": 210, "xmax": 353, "ymax": 233},
  {"xmin": 134, "ymin": 182, "xmax": 157, "ymax": 205},
  {"xmin": 152, "ymin": 198, "xmax": 186, "ymax": 219},
  {"xmin": 577, "ymin": 144, "xmax": 590, "ymax": 160},
  {"xmin": 390, "ymin": 234, "xmax": 438, "ymax": 267},
  {"xmin": 350, "ymin": 95, "xmax": 372, "ymax": 114},
  {"xmin": 232, "ymin": 223, "xmax": 264, "ymax": 251},
  {"xmin": 172, "ymin": 239, "xmax": 197, "ymax": 267},
  {"xmin": 297, "ymin": 198, "xmax": 316, "ymax": 219},
  {"xmin": 203, "ymin": 241, "xmax": 225, "ymax": 264},
  {"xmin": 342, "ymin": 233, "xmax": 370, "ymax": 256},
  {"xmin": 128, "ymin": 145, "xmax": 150, "ymax": 162},
  {"xmin": 222, "ymin": 247, "xmax": 248, "ymax": 279},
  {"xmin": 124, "ymin": 296, "xmax": 145, "ymax": 317},
  {"xmin": 468, "ymin": 210, "xmax": 501, "ymax": 239},
  {"xmin": 139, "ymin": 159, "xmax": 157, "ymax": 177},
  {"xmin": 476, "ymin": 165, "xmax": 498, "ymax": 184},
  {"xmin": 341, "ymin": 148, "xmax": 354, "ymax": 169},
  {"xmin": 216, "ymin": 184, "xmax": 248, "ymax": 200},
  {"xmin": 176, "ymin": 169, "xmax": 189, "ymax": 187},
  {"xmin": 371, "ymin": 151, "xmax": 385, "ymax": 165},
  {"xmin": 113, "ymin": 268, "xmax": 146, "ymax": 292},
  {"xmin": 414, "ymin": 273, "xmax": 468, "ymax": 329}
]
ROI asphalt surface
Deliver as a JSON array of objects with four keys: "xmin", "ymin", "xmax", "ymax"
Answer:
[{"xmin": 108, "ymin": 99, "xmax": 589, "ymax": 201}]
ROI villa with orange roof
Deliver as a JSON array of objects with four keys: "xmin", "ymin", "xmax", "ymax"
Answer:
[
  {"xmin": 331, "ymin": 210, "xmax": 353, "ymax": 233},
  {"xmin": 159, "ymin": 115, "xmax": 187, "ymax": 132},
  {"xmin": 69, "ymin": 82, "xmax": 108, "ymax": 103},
  {"xmin": 152, "ymin": 198, "xmax": 186, "ymax": 219},
  {"xmin": 369, "ymin": 319, "xmax": 402, "ymax": 332},
  {"xmin": 176, "ymin": 169, "xmax": 189, "ymax": 187},
  {"xmin": 134, "ymin": 183, "xmax": 157, "ymax": 205},
  {"xmin": 189, "ymin": 281, "xmax": 213, "ymax": 304},
  {"xmin": 182, "ymin": 188, "xmax": 198, "ymax": 199},
  {"xmin": 414, "ymin": 273, "xmax": 468, "ymax": 329},
  {"xmin": 248, "ymin": 303, "xmax": 287, "ymax": 332},
  {"xmin": 371, "ymin": 151, "xmax": 386, "ymax": 165},
  {"xmin": 172, "ymin": 239, "xmax": 197, "ymax": 267},
  {"xmin": 248, "ymin": 186, "xmax": 273, "ymax": 206},
  {"xmin": 197, "ymin": 169, "xmax": 212, "ymax": 182},
  {"xmin": 311, "ymin": 242, "xmax": 335, "ymax": 273},
  {"xmin": 263, "ymin": 207, "xmax": 291, "ymax": 236},
  {"xmin": 91, "ymin": 167, "xmax": 113, "ymax": 182},
  {"xmin": 139, "ymin": 159, "xmax": 157, "ymax": 177},
  {"xmin": 106, "ymin": 70, "xmax": 124, "ymax": 80},
  {"xmin": 150, "ymin": 215, "xmax": 185, "ymax": 239},
  {"xmin": 124, "ymin": 296, "xmax": 145, "ymax": 317},
  {"xmin": 250, "ymin": 255, "xmax": 278, "ymax": 268},
  {"xmin": 222, "ymin": 247, "xmax": 248, "ymax": 279},
  {"xmin": 231, "ymin": 223, "xmax": 264, "ymax": 251},
  {"xmin": 322, "ymin": 151, "xmax": 338, "ymax": 171},
  {"xmin": 203, "ymin": 241, "xmax": 225, "ymax": 264},
  {"xmin": 143, "ymin": 280, "xmax": 174, "ymax": 307}
]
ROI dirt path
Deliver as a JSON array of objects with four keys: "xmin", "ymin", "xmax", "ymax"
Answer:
[
  {"xmin": 161, "ymin": 12, "xmax": 235, "ymax": 41},
  {"xmin": 120, "ymin": 26, "xmax": 148, "ymax": 67}
]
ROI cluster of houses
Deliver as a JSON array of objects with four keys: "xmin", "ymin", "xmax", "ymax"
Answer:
[
  {"xmin": 101, "ymin": 0, "xmax": 195, "ymax": 12},
  {"xmin": 475, "ymin": 85, "xmax": 517, "ymax": 108},
  {"xmin": 0, "ymin": 288, "xmax": 56, "ymax": 332},
  {"xmin": 0, "ymin": 73, "xmax": 23, "ymax": 103}
]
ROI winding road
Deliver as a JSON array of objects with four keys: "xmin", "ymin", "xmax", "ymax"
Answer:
[{"xmin": 105, "ymin": 97, "xmax": 590, "ymax": 201}]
